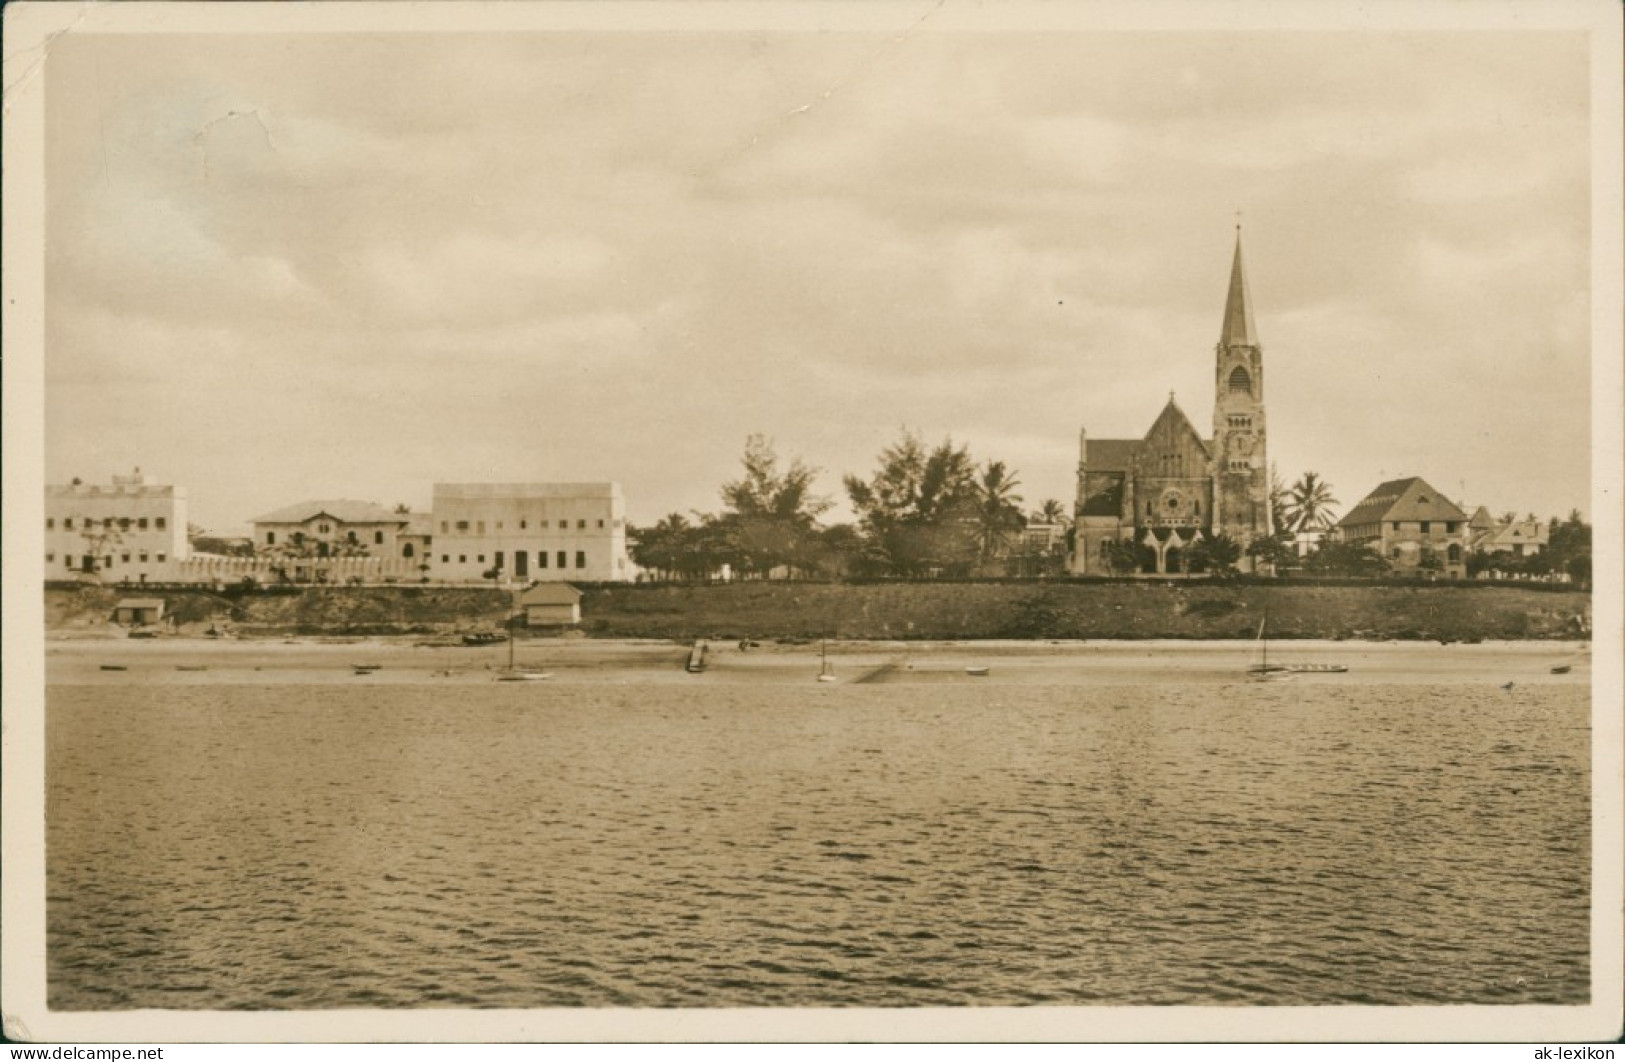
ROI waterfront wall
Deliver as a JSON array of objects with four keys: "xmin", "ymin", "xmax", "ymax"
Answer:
[{"xmin": 46, "ymin": 581, "xmax": 1590, "ymax": 641}]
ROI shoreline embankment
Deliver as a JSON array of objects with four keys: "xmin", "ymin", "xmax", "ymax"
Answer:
[{"xmin": 46, "ymin": 580, "xmax": 1590, "ymax": 643}]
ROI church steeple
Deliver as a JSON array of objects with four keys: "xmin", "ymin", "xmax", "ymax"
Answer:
[
  {"xmin": 1211, "ymin": 224, "xmax": 1271, "ymax": 545},
  {"xmin": 1220, "ymin": 228, "xmax": 1258, "ymax": 349}
]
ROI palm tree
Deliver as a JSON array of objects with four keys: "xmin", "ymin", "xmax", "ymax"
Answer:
[
  {"xmin": 973, "ymin": 460, "xmax": 1025, "ymax": 568},
  {"xmin": 1033, "ymin": 498, "xmax": 1070, "ymax": 527},
  {"xmin": 1284, "ymin": 472, "xmax": 1339, "ymax": 534}
]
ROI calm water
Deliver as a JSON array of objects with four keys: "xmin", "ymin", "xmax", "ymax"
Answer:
[{"xmin": 47, "ymin": 680, "xmax": 1589, "ymax": 1008}]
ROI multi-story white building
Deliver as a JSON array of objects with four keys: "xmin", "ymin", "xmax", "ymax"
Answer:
[
  {"xmin": 431, "ymin": 482, "xmax": 631, "ymax": 582},
  {"xmin": 45, "ymin": 468, "xmax": 189, "ymax": 582},
  {"xmin": 250, "ymin": 499, "xmax": 412, "ymax": 559}
]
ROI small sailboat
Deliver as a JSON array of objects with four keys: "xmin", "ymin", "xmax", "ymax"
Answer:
[
  {"xmin": 1247, "ymin": 615, "xmax": 1293, "ymax": 681},
  {"xmin": 817, "ymin": 639, "xmax": 838, "ymax": 683},
  {"xmin": 495, "ymin": 594, "xmax": 550, "ymax": 681}
]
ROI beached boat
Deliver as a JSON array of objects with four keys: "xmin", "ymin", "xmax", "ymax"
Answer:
[
  {"xmin": 965, "ymin": 666, "xmax": 990, "ymax": 677},
  {"xmin": 462, "ymin": 631, "xmax": 506, "ymax": 647},
  {"xmin": 1287, "ymin": 663, "xmax": 1349, "ymax": 674},
  {"xmin": 496, "ymin": 669, "xmax": 551, "ymax": 682},
  {"xmin": 686, "ymin": 640, "xmax": 708, "ymax": 673}
]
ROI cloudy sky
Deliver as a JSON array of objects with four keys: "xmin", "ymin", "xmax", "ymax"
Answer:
[{"xmin": 41, "ymin": 11, "xmax": 1595, "ymax": 532}]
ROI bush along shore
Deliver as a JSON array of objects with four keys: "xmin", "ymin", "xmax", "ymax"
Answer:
[{"xmin": 46, "ymin": 579, "xmax": 1590, "ymax": 642}]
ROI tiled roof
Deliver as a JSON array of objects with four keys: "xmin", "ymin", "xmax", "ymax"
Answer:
[
  {"xmin": 1337, "ymin": 477, "xmax": 1468, "ymax": 528},
  {"xmin": 1082, "ymin": 439, "xmax": 1139, "ymax": 471},
  {"xmin": 1489, "ymin": 520, "xmax": 1548, "ymax": 547},
  {"xmin": 250, "ymin": 499, "xmax": 405, "ymax": 525},
  {"xmin": 522, "ymin": 583, "xmax": 583, "ymax": 605}
]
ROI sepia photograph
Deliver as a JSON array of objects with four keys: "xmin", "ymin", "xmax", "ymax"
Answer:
[{"xmin": 3, "ymin": 0, "xmax": 1621, "ymax": 1045}]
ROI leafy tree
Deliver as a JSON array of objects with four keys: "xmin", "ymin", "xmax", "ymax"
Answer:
[
  {"xmin": 78, "ymin": 521, "xmax": 124, "ymax": 576},
  {"xmin": 1284, "ymin": 472, "xmax": 1339, "ymax": 533},
  {"xmin": 1304, "ymin": 539, "xmax": 1386, "ymax": 577},
  {"xmin": 1245, "ymin": 533, "xmax": 1293, "ymax": 573},
  {"xmin": 1101, "ymin": 537, "xmax": 1148, "ymax": 575},
  {"xmin": 718, "ymin": 434, "xmax": 832, "ymax": 578},
  {"xmin": 1189, "ymin": 533, "xmax": 1242, "ymax": 574},
  {"xmin": 1547, "ymin": 508, "xmax": 1591, "ymax": 586},
  {"xmin": 844, "ymin": 431, "xmax": 981, "ymax": 576},
  {"xmin": 628, "ymin": 513, "xmax": 695, "ymax": 581}
]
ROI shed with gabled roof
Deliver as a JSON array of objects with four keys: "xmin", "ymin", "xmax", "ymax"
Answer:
[
  {"xmin": 112, "ymin": 597, "xmax": 165, "ymax": 626},
  {"xmin": 521, "ymin": 582, "xmax": 583, "ymax": 626}
]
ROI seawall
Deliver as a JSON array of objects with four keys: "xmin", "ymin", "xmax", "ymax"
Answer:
[{"xmin": 46, "ymin": 581, "xmax": 1590, "ymax": 642}]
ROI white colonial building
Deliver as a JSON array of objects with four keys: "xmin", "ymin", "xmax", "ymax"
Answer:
[
  {"xmin": 46, "ymin": 468, "xmax": 189, "ymax": 582},
  {"xmin": 431, "ymin": 482, "xmax": 632, "ymax": 583},
  {"xmin": 250, "ymin": 499, "xmax": 412, "ymax": 559}
]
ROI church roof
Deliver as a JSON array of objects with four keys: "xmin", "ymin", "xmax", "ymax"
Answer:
[
  {"xmin": 1337, "ymin": 477, "xmax": 1468, "ymax": 528},
  {"xmin": 1082, "ymin": 438, "xmax": 1140, "ymax": 472},
  {"xmin": 1220, "ymin": 230, "xmax": 1259, "ymax": 348},
  {"xmin": 1143, "ymin": 396, "xmax": 1212, "ymax": 459}
]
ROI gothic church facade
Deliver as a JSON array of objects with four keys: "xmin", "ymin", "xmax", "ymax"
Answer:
[{"xmin": 1070, "ymin": 233, "xmax": 1274, "ymax": 574}]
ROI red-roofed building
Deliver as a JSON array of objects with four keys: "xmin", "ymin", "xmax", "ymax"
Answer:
[{"xmin": 1335, "ymin": 477, "xmax": 1469, "ymax": 577}]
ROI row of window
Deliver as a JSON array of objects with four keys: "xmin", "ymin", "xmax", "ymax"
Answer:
[
  {"xmin": 1225, "ymin": 415, "xmax": 1254, "ymax": 429},
  {"xmin": 1146, "ymin": 500, "xmax": 1202, "ymax": 516},
  {"xmin": 440, "ymin": 550, "xmax": 589, "ymax": 569},
  {"xmin": 1392, "ymin": 545, "xmax": 1464, "ymax": 561},
  {"xmin": 50, "ymin": 552, "xmax": 168, "ymax": 567},
  {"xmin": 441, "ymin": 518, "xmax": 617, "ymax": 534},
  {"xmin": 266, "ymin": 530, "xmax": 386, "ymax": 546},
  {"xmin": 47, "ymin": 516, "xmax": 168, "ymax": 531},
  {"xmin": 1394, "ymin": 521, "xmax": 1458, "ymax": 534}
]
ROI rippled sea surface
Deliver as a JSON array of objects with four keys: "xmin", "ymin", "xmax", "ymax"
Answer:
[{"xmin": 48, "ymin": 681, "xmax": 1589, "ymax": 1008}]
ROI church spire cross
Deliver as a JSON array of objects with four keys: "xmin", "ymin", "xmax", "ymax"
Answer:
[{"xmin": 1220, "ymin": 225, "xmax": 1259, "ymax": 348}]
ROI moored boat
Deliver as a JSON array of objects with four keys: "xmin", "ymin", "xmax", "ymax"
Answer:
[{"xmin": 1247, "ymin": 615, "xmax": 1294, "ymax": 682}]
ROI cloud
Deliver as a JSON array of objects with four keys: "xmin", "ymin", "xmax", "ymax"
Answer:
[{"xmin": 40, "ymin": 28, "xmax": 1595, "ymax": 530}]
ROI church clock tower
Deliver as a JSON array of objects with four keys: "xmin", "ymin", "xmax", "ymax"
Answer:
[{"xmin": 1209, "ymin": 227, "xmax": 1273, "ymax": 546}]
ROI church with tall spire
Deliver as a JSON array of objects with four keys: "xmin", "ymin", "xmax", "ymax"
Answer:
[{"xmin": 1069, "ymin": 229, "xmax": 1274, "ymax": 574}]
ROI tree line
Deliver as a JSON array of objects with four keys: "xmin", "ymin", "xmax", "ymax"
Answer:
[
  {"xmin": 628, "ymin": 435, "xmax": 1592, "ymax": 585},
  {"xmin": 629, "ymin": 433, "xmax": 1063, "ymax": 580}
]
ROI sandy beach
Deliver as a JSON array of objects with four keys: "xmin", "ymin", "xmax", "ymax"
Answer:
[{"xmin": 43, "ymin": 635, "xmax": 1592, "ymax": 687}]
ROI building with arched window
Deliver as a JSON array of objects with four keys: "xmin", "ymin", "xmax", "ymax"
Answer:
[
  {"xmin": 1070, "ymin": 231, "xmax": 1274, "ymax": 574},
  {"xmin": 1334, "ymin": 476, "xmax": 1469, "ymax": 578}
]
